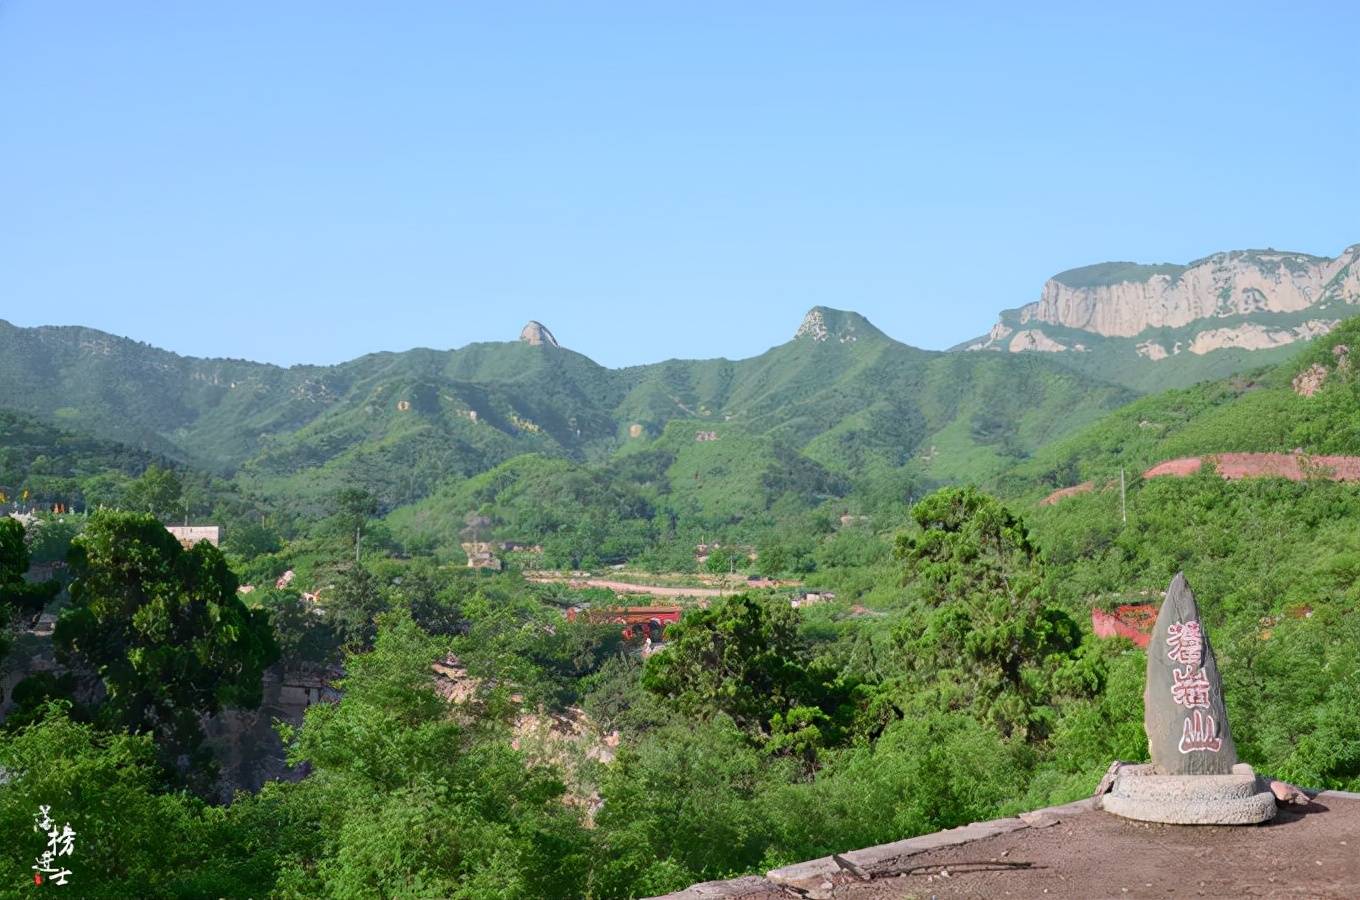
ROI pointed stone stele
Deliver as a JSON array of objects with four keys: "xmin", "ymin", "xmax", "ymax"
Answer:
[{"xmin": 1101, "ymin": 572, "xmax": 1277, "ymax": 825}]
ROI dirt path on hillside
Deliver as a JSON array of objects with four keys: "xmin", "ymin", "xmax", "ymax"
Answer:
[{"xmin": 526, "ymin": 576, "xmax": 736, "ymax": 598}]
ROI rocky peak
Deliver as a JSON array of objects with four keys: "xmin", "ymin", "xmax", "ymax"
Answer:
[
  {"xmin": 518, "ymin": 321, "xmax": 560, "ymax": 348},
  {"xmin": 794, "ymin": 307, "xmax": 884, "ymax": 345}
]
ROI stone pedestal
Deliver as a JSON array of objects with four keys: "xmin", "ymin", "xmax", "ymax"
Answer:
[{"xmin": 1101, "ymin": 763, "xmax": 1277, "ymax": 825}]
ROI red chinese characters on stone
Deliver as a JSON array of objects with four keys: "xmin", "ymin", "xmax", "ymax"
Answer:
[
  {"xmin": 1178, "ymin": 709, "xmax": 1224, "ymax": 753},
  {"xmin": 1171, "ymin": 666, "xmax": 1212, "ymax": 709},
  {"xmin": 1166, "ymin": 620, "xmax": 1203, "ymax": 667},
  {"xmin": 1167, "ymin": 618, "xmax": 1221, "ymax": 754}
]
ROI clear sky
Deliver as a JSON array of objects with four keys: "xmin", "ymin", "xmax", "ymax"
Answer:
[{"xmin": 3, "ymin": 2, "xmax": 1357, "ymax": 368}]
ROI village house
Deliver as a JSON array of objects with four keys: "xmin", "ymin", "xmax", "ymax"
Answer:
[{"xmin": 166, "ymin": 524, "xmax": 222, "ymax": 549}]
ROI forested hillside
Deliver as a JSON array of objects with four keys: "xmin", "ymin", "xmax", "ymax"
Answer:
[
  {"xmin": 0, "ymin": 309, "xmax": 1134, "ymax": 525},
  {"xmin": 3, "ymin": 312, "xmax": 1360, "ymax": 896}
]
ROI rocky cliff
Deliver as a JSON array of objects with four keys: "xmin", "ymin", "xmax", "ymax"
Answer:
[
  {"xmin": 967, "ymin": 245, "xmax": 1360, "ymax": 358},
  {"xmin": 519, "ymin": 320, "xmax": 560, "ymax": 347}
]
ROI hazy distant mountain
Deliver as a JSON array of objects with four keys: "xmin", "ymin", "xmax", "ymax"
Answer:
[{"xmin": 961, "ymin": 244, "xmax": 1360, "ymax": 392}]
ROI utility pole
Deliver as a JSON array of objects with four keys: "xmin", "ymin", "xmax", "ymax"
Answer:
[{"xmin": 1120, "ymin": 467, "xmax": 1127, "ymax": 526}]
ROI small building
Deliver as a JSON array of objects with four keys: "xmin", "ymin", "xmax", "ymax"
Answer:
[
  {"xmin": 167, "ymin": 525, "xmax": 221, "ymax": 549},
  {"xmin": 462, "ymin": 542, "xmax": 503, "ymax": 571}
]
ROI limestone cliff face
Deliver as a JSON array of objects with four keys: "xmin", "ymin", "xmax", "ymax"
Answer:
[{"xmin": 970, "ymin": 245, "xmax": 1360, "ymax": 356}]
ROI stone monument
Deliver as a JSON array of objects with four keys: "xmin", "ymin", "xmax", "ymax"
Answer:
[{"xmin": 1101, "ymin": 572, "xmax": 1277, "ymax": 824}]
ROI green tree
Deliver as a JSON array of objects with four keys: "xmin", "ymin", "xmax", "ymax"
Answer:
[
  {"xmin": 223, "ymin": 520, "xmax": 282, "ymax": 560},
  {"xmin": 0, "ymin": 705, "xmax": 291, "ymax": 897},
  {"xmin": 756, "ymin": 540, "xmax": 790, "ymax": 577},
  {"xmin": 704, "ymin": 545, "xmax": 745, "ymax": 574},
  {"xmin": 78, "ymin": 472, "xmax": 129, "ymax": 511},
  {"xmin": 324, "ymin": 564, "xmax": 387, "ymax": 650},
  {"xmin": 23, "ymin": 515, "xmax": 81, "ymax": 564},
  {"xmin": 123, "ymin": 464, "xmax": 183, "ymax": 520},
  {"xmin": 593, "ymin": 715, "xmax": 782, "ymax": 896},
  {"xmin": 264, "ymin": 589, "xmax": 341, "ymax": 666},
  {"xmin": 385, "ymin": 560, "xmax": 466, "ymax": 637},
  {"xmin": 332, "ymin": 487, "xmax": 378, "ymax": 562},
  {"xmin": 1, "ymin": 518, "xmax": 60, "ymax": 666},
  {"xmin": 275, "ymin": 613, "xmax": 590, "ymax": 897},
  {"xmin": 53, "ymin": 511, "xmax": 278, "ymax": 786},
  {"xmin": 641, "ymin": 593, "xmax": 810, "ymax": 735},
  {"xmin": 894, "ymin": 487, "xmax": 1082, "ymax": 738}
]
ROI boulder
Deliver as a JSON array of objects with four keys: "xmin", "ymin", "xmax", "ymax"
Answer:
[{"xmin": 1269, "ymin": 780, "xmax": 1308, "ymax": 805}]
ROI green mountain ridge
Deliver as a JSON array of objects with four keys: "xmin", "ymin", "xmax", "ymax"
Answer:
[
  {"xmin": 7, "ymin": 287, "xmax": 1356, "ymax": 544},
  {"xmin": 0, "ymin": 311, "xmax": 1137, "ymax": 522}
]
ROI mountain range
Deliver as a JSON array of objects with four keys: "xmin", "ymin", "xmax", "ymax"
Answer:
[
  {"xmin": 1, "ymin": 242, "xmax": 1356, "ymax": 526},
  {"xmin": 0, "ymin": 309, "xmax": 1131, "ymax": 518}
]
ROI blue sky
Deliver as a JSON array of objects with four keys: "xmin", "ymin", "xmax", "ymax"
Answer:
[{"xmin": 2, "ymin": 2, "xmax": 1357, "ymax": 368}]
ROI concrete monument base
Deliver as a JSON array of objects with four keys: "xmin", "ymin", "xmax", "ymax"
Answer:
[{"xmin": 1101, "ymin": 763, "xmax": 1277, "ymax": 825}]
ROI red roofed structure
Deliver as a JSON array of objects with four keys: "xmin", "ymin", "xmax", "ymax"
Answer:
[{"xmin": 566, "ymin": 605, "xmax": 683, "ymax": 641}]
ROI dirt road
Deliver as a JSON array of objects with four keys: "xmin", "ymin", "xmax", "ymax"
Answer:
[{"xmin": 527, "ymin": 575, "xmax": 737, "ymax": 598}]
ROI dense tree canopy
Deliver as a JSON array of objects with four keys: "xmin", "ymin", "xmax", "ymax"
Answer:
[
  {"xmin": 54, "ymin": 511, "xmax": 278, "ymax": 784},
  {"xmin": 0, "ymin": 517, "xmax": 60, "ymax": 666}
]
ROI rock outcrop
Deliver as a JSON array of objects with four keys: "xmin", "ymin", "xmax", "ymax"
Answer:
[
  {"xmin": 1008, "ymin": 328, "xmax": 1071, "ymax": 352},
  {"xmin": 519, "ymin": 320, "xmax": 560, "ymax": 348},
  {"xmin": 969, "ymin": 244, "xmax": 1360, "ymax": 357},
  {"xmin": 794, "ymin": 307, "xmax": 883, "ymax": 345}
]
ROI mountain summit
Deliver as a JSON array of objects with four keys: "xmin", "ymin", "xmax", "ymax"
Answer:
[
  {"xmin": 518, "ymin": 320, "xmax": 560, "ymax": 348},
  {"xmin": 793, "ymin": 307, "xmax": 887, "ymax": 345}
]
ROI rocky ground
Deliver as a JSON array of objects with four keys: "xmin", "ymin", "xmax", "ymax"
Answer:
[{"xmin": 664, "ymin": 794, "xmax": 1360, "ymax": 900}]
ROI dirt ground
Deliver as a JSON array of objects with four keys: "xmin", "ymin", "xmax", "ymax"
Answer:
[{"xmin": 796, "ymin": 797, "xmax": 1360, "ymax": 899}]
